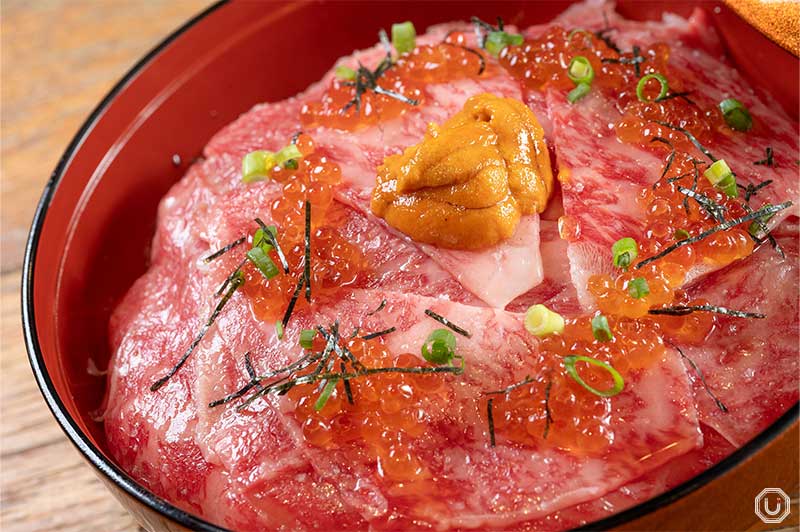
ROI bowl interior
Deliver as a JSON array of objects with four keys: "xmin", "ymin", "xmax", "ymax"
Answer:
[{"xmin": 25, "ymin": 0, "xmax": 798, "ymax": 526}]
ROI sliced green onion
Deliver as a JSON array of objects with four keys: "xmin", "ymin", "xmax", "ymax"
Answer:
[
  {"xmin": 283, "ymin": 159, "xmax": 298, "ymax": 170},
  {"xmin": 567, "ymin": 56, "xmax": 594, "ymax": 84},
  {"xmin": 299, "ymin": 329, "xmax": 317, "ymax": 349},
  {"xmin": 703, "ymin": 159, "xmax": 738, "ymax": 198},
  {"xmin": 242, "ymin": 150, "xmax": 275, "ymax": 183},
  {"xmin": 391, "ymin": 21, "xmax": 416, "ymax": 54},
  {"xmin": 314, "ymin": 378, "xmax": 339, "ymax": 411},
  {"xmin": 247, "ymin": 246, "xmax": 280, "ymax": 279},
  {"xmin": 748, "ymin": 203, "xmax": 774, "ymax": 237},
  {"xmin": 567, "ymin": 29, "xmax": 594, "ymax": 46},
  {"xmin": 485, "ymin": 31, "xmax": 524, "ymax": 56},
  {"xmin": 275, "ymin": 320, "xmax": 284, "ymax": 340},
  {"xmin": 335, "ymin": 65, "xmax": 356, "ymax": 81},
  {"xmin": 611, "ymin": 237, "xmax": 638, "ymax": 270},
  {"xmin": 627, "ymin": 277, "xmax": 650, "ymax": 299},
  {"xmin": 674, "ymin": 228, "xmax": 690, "ymax": 241},
  {"xmin": 719, "ymin": 98, "xmax": 752, "ymax": 132},
  {"xmin": 567, "ymin": 82, "xmax": 591, "ymax": 103},
  {"xmin": 563, "ymin": 355, "xmax": 624, "ymax": 397},
  {"xmin": 275, "ymin": 144, "xmax": 302, "ymax": 166},
  {"xmin": 524, "ymin": 304, "xmax": 565, "ymax": 337},
  {"xmin": 591, "ymin": 314, "xmax": 613, "ymax": 342},
  {"xmin": 252, "ymin": 229, "xmax": 274, "ymax": 253},
  {"xmin": 421, "ymin": 328, "xmax": 456, "ymax": 365},
  {"xmin": 636, "ymin": 73, "xmax": 669, "ymax": 102}
]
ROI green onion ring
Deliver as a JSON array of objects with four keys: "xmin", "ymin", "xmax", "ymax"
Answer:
[
  {"xmin": 567, "ymin": 82, "xmax": 591, "ymax": 103},
  {"xmin": 567, "ymin": 56, "xmax": 594, "ymax": 84},
  {"xmin": 314, "ymin": 378, "xmax": 339, "ymax": 411},
  {"xmin": 563, "ymin": 355, "xmax": 624, "ymax": 397},
  {"xmin": 421, "ymin": 328, "xmax": 456, "ymax": 365},
  {"xmin": 636, "ymin": 73, "xmax": 669, "ymax": 102},
  {"xmin": 719, "ymin": 98, "xmax": 753, "ymax": 132}
]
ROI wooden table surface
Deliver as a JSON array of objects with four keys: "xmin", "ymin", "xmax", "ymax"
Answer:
[{"xmin": 0, "ymin": 2, "xmax": 210, "ymax": 530}]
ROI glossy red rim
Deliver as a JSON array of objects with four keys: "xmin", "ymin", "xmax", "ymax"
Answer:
[{"xmin": 21, "ymin": 1, "xmax": 798, "ymax": 530}]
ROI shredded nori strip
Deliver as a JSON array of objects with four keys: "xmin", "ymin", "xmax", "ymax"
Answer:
[
  {"xmin": 366, "ymin": 299, "xmax": 387, "ymax": 316},
  {"xmin": 340, "ymin": 32, "xmax": 419, "ymax": 114},
  {"xmin": 216, "ymin": 258, "xmax": 247, "ymax": 296},
  {"xmin": 648, "ymin": 304, "xmax": 765, "ymax": 319},
  {"xmin": 650, "ymin": 136, "xmax": 676, "ymax": 182},
  {"xmin": 202, "ymin": 236, "xmax": 245, "ymax": 263},
  {"xmin": 304, "ymin": 200, "xmax": 311, "ymax": 302},
  {"xmin": 424, "ymin": 309, "xmax": 472, "ymax": 338},
  {"xmin": 754, "ymin": 146, "xmax": 774, "ymax": 167},
  {"xmin": 671, "ymin": 344, "xmax": 728, "ymax": 413},
  {"xmin": 281, "ymin": 275, "xmax": 305, "ymax": 328},
  {"xmin": 484, "ymin": 376, "xmax": 535, "ymax": 396},
  {"xmin": 487, "ymin": 398, "xmax": 496, "ymax": 447},
  {"xmin": 271, "ymin": 364, "xmax": 463, "ymax": 395},
  {"xmin": 470, "ymin": 16, "xmax": 498, "ymax": 47},
  {"xmin": 151, "ymin": 273, "xmax": 244, "ymax": 392},
  {"xmin": 631, "ymin": 45, "xmax": 643, "ymax": 77},
  {"xmin": 634, "ymin": 201, "xmax": 792, "ymax": 269},
  {"xmin": 361, "ymin": 327, "xmax": 397, "ymax": 341},
  {"xmin": 676, "ymin": 185, "xmax": 727, "ymax": 223},
  {"xmin": 208, "ymin": 352, "xmax": 267, "ymax": 407},
  {"xmin": 743, "ymin": 203, "xmax": 783, "ymax": 258},
  {"xmin": 739, "ymin": 179, "xmax": 773, "ymax": 202},
  {"xmin": 341, "ymin": 362, "xmax": 354, "ymax": 404},
  {"xmin": 210, "ymin": 319, "xmax": 464, "ymax": 411},
  {"xmin": 318, "ymin": 325, "xmax": 363, "ymax": 369},
  {"xmin": 595, "ymin": 27, "xmax": 621, "ymax": 54},
  {"xmin": 655, "ymin": 91, "xmax": 695, "ymax": 105},
  {"xmin": 652, "ymin": 120, "xmax": 718, "ymax": 162},
  {"xmin": 601, "ymin": 44, "xmax": 645, "ymax": 77},
  {"xmin": 254, "ymin": 217, "xmax": 289, "ymax": 273}
]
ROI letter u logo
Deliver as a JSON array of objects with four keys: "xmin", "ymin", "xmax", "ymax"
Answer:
[{"xmin": 763, "ymin": 498, "xmax": 782, "ymax": 517}]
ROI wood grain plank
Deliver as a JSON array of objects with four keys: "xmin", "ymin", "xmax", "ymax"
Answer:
[{"xmin": 1, "ymin": 2, "xmax": 210, "ymax": 531}]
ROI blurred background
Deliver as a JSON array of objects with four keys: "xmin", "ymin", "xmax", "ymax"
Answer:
[{"xmin": 1, "ymin": 2, "xmax": 208, "ymax": 530}]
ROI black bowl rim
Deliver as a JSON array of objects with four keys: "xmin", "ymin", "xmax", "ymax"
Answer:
[{"xmin": 21, "ymin": 1, "xmax": 799, "ymax": 531}]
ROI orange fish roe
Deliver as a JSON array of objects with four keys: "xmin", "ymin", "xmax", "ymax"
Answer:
[
  {"xmin": 499, "ymin": 26, "xmax": 670, "ymax": 95},
  {"xmin": 240, "ymin": 134, "xmax": 367, "ymax": 321},
  {"xmin": 288, "ymin": 339, "xmax": 452, "ymax": 484},
  {"xmin": 588, "ymin": 153, "xmax": 755, "ymax": 319},
  {"xmin": 615, "ymin": 98, "xmax": 725, "ymax": 153},
  {"xmin": 300, "ymin": 32, "xmax": 487, "ymax": 131},
  {"xmin": 490, "ymin": 315, "xmax": 667, "ymax": 454},
  {"xmin": 497, "ymin": 26, "xmax": 729, "ymax": 153}
]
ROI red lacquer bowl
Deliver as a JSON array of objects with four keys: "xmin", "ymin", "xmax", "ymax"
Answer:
[{"xmin": 22, "ymin": 1, "xmax": 799, "ymax": 531}]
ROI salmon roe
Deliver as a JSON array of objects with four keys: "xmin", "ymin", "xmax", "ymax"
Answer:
[
  {"xmin": 498, "ymin": 27, "xmax": 755, "ymax": 324},
  {"xmin": 300, "ymin": 32, "xmax": 489, "ymax": 131},
  {"xmin": 499, "ymin": 26, "xmax": 671, "ymax": 95},
  {"xmin": 288, "ymin": 339, "xmax": 452, "ymax": 484},
  {"xmin": 240, "ymin": 134, "xmax": 368, "ymax": 321},
  {"xmin": 491, "ymin": 314, "xmax": 667, "ymax": 454},
  {"xmin": 588, "ymin": 152, "xmax": 755, "ymax": 319}
]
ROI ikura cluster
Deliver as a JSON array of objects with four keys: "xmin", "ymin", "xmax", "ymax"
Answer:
[
  {"xmin": 587, "ymin": 153, "xmax": 755, "ymax": 320},
  {"xmin": 240, "ymin": 135, "xmax": 367, "ymax": 321},
  {"xmin": 499, "ymin": 26, "xmax": 670, "ymax": 94},
  {"xmin": 615, "ymin": 98, "xmax": 725, "ymax": 152},
  {"xmin": 491, "ymin": 315, "xmax": 665, "ymax": 454},
  {"xmin": 288, "ymin": 337, "xmax": 452, "ymax": 486},
  {"xmin": 300, "ymin": 32, "xmax": 487, "ymax": 131}
]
